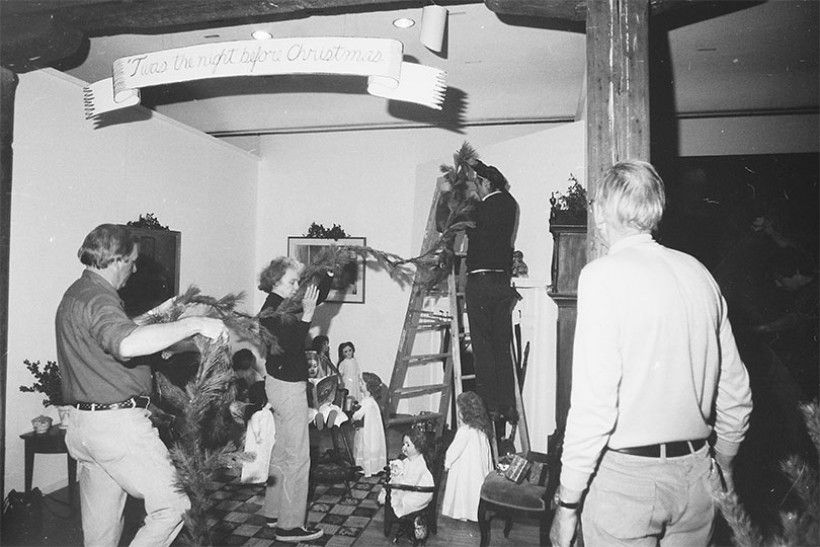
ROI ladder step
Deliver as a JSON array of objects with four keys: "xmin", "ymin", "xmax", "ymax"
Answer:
[
  {"xmin": 386, "ymin": 412, "xmax": 445, "ymax": 427},
  {"xmin": 416, "ymin": 323, "xmax": 451, "ymax": 332},
  {"xmin": 394, "ymin": 384, "xmax": 449, "ymax": 398},
  {"xmin": 404, "ymin": 353, "xmax": 450, "ymax": 365}
]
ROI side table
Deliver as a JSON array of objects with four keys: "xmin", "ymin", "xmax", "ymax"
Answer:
[{"xmin": 20, "ymin": 426, "xmax": 77, "ymax": 504}]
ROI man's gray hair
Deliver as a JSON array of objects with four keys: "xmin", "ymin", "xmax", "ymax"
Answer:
[{"xmin": 593, "ymin": 159, "xmax": 666, "ymax": 232}]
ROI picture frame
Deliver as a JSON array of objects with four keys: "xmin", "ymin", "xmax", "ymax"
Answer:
[{"xmin": 287, "ymin": 236, "xmax": 366, "ymax": 304}]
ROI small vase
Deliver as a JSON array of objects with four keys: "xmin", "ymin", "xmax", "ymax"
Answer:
[
  {"xmin": 57, "ymin": 405, "xmax": 72, "ymax": 429},
  {"xmin": 32, "ymin": 415, "xmax": 53, "ymax": 434}
]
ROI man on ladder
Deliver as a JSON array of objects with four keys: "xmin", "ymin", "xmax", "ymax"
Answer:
[{"xmin": 464, "ymin": 159, "xmax": 520, "ymax": 442}]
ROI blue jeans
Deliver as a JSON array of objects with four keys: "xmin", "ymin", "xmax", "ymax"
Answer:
[
  {"xmin": 582, "ymin": 445, "xmax": 715, "ymax": 546},
  {"xmin": 263, "ymin": 377, "xmax": 310, "ymax": 529},
  {"xmin": 64, "ymin": 407, "xmax": 190, "ymax": 547}
]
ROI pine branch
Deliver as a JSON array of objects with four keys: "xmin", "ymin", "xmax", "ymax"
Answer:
[{"xmin": 712, "ymin": 486, "xmax": 767, "ymax": 547}]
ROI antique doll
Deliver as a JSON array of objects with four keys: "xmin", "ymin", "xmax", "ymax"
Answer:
[
  {"xmin": 378, "ymin": 426, "xmax": 434, "ymax": 517},
  {"xmin": 306, "ymin": 350, "xmax": 346, "ymax": 430},
  {"xmin": 441, "ymin": 391, "xmax": 493, "ymax": 521},
  {"xmin": 337, "ymin": 341, "xmax": 363, "ymax": 402},
  {"xmin": 352, "ymin": 372, "xmax": 387, "ymax": 476}
]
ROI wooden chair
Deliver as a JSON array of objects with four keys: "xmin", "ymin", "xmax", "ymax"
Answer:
[
  {"xmin": 381, "ymin": 445, "xmax": 444, "ymax": 546},
  {"xmin": 477, "ymin": 450, "xmax": 550, "ymax": 546}
]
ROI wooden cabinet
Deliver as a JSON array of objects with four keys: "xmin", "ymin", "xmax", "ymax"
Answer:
[
  {"xmin": 118, "ymin": 226, "xmax": 180, "ymax": 317},
  {"xmin": 547, "ymin": 224, "xmax": 586, "ymax": 441}
]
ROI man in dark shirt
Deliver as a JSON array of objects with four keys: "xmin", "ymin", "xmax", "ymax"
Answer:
[
  {"xmin": 465, "ymin": 160, "xmax": 520, "ymax": 428},
  {"xmin": 257, "ymin": 257, "xmax": 323, "ymax": 543},
  {"xmin": 56, "ymin": 223, "xmax": 227, "ymax": 546}
]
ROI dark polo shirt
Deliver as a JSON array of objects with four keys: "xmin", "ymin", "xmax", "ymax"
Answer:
[{"xmin": 55, "ymin": 269, "xmax": 143, "ymax": 404}]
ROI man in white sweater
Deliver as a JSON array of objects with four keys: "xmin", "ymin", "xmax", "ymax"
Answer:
[{"xmin": 550, "ymin": 160, "xmax": 753, "ymax": 547}]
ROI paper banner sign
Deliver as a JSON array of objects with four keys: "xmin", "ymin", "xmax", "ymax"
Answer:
[{"xmin": 83, "ymin": 36, "xmax": 447, "ymax": 119}]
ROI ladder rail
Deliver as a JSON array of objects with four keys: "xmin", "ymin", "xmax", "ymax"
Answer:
[{"xmin": 386, "ymin": 182, "xmax": 459, "ymax": 438}]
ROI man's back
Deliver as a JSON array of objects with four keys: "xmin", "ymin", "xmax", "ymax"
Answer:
[{"xmin": 570, "ymin": 233, "xmax": 749, "ymax": 450}]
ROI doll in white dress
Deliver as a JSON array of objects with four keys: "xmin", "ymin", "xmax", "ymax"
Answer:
[
  {"xmin": 352, "ymin": 372, "xmax": 387, "ymax": 476},
  {"xmin": 337, "ymin": 341, "xmax": 363, "ymax": 402},
  {"xmin": 378, "ymin": 426, "xmax": 435, "ymax": 517},
  {"xmin": 441, "ymin": 391, "xmax": 494, "ymax": 521}
]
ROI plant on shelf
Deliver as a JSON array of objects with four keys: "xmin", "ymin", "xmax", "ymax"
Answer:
[
  {"xmin": 19, "ymin": 359, "xmax": 63, "ymax": 407},
  {"xmin": 127, "ymin": 213, "xmax": 169, "ymax": 230},
  {"xmin": 305, "ymin": 222, "xmax": 348, "ymax": 240},
  {"xmin": 549, "ymin": 174, "xmax": 587, "ymax": 225}
]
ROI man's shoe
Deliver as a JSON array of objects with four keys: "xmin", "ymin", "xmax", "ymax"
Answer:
[
  {"xmin": 314, "ymin": 413, "xmax": 324, "ymax": 430},
  {"xmin": 264, "ymin": 517, "xmax": 277, "ymax": 528},
  {"xmin": 326, "ymin": 409, "xmax": 338, "ymax": 428},
  {"xmin": 275, "ymin": 526, "xmax": 323, "ymax": 542}
]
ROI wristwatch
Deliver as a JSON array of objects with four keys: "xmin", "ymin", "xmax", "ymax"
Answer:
[{"xmin": 553, "ymin": 492, "xmax": 580, "ymax": 510}]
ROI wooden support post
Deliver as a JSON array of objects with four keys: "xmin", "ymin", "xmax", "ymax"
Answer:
[
  {"xmin": 548, "ymin": 0, "xmax": 652, "ymax": 503},
  {"xmin": 586, "ymin": 0, "xmax": 651, "ymax": 260},
  {"xmin": 0, "ymin": 66, "xmax": 19, "ymax": 506}
]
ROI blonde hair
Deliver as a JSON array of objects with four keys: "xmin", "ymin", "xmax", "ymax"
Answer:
[{"xmin": 593, "ymin": 160, "xmax": 666, "ymax": 232}]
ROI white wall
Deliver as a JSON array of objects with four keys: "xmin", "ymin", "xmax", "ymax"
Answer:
[{"xmin": 5, "ymin": 69, "xmax": 259, "ymax": 494}]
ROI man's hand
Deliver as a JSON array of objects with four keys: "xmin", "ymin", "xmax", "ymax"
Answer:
[
  {"xmin": 301, "ymin": 283, "xmax": 319, "ymax": 323},
  {"xmin": 192, "ymin": 317, "xmax": 228, "ymax": 340},
  {"xmin": 713, "ymin": 451, "xmax": 736, "ymax": 493},
  {"xmin": 549, "ymin": 507, "xmax": 579, "ymax": 547}
]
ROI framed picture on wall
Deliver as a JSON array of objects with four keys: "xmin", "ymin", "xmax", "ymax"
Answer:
[{"xmin": 287, "ymin": 236, "xmax": 366, "ymax": 304}]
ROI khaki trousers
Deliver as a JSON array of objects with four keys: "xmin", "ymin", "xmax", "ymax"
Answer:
[
  {"xmin": 64, "ymin": 407, "xmax": 190, "ymax": 547},
  {"xmin": 582, "ymin": 445, "xmax": 715, "ymax": 546}
]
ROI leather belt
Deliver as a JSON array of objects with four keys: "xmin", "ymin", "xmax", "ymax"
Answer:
[
  {"xmin": 74, "ymin": 395, "xmax": 150, "ymax": 411},
  {"xmin": 468, "ymin": 270, "xmax": 508, "ymax": 276},
  {"xmin": 613, "ymin": 439, "xmax": 707, "ymax": 458}
]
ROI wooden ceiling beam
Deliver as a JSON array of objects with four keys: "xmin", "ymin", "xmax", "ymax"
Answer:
[{"xmin": 3, "ymin": 1, "xmax": 478, "ymax": 37}]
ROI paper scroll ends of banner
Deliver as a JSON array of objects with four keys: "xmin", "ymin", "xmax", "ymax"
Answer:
[
  {"xmin": 367, "ymin": 62, "xmax": 446, "ymax": 110},
  {"xmin": 83, "ymin": 78, "xmax": 141, "ymax": 120},
  {"xmin": 82, "ymin": 37, "xmax": 448, "ymax": 120}
]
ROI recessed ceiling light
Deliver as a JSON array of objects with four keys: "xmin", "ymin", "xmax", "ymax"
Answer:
[
  {"xmin": 252, "ymin": 30, "xmax": 273, "ymax": 40},
  {"xmin": 393, "ymin": 18, "xmax": 415, "ymax": 29}
]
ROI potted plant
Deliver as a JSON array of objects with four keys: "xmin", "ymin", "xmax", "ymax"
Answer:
[
  {"xmin": 549, "ymin": 174, "xmax": 587, "ymax": 226},
  {"xmin": 548, "ymin": 175, "xmax": 588, "ymax": 296},
  {"xmin": 19, "ymin": 359, "xmax": 69, "ymax": 428}
]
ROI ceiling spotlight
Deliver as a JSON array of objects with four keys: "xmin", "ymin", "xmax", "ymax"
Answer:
[
  {"xmin": 393, "ymin": 18, "xmax": 415, "ymax": 29},
  {"xmin": 252, "ymin": 30, "xmax": 272, "ymax": 40}
]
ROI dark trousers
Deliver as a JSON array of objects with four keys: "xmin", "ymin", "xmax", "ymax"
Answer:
[{"xmin": 465, "ymin": 272, "xmax": 519, "ymax": 418}]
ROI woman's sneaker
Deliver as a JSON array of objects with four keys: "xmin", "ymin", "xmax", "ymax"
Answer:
[{"xmin": 275, "ymin": 526, "xmax": 323, "ymax": 543}]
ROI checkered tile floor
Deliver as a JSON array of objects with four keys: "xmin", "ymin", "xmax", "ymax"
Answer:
[{"xmin": 203, "ymin": 472, "xmax": 383, "ymax": 546}]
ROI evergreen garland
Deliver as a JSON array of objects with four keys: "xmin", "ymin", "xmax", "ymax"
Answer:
[
  {"xmin": 141, "ymin": 288, "xmax": 267, "ymax": 545},
  {"xmin": 714, "ymin": 400, "xmax": 819, "ymax": 546}
]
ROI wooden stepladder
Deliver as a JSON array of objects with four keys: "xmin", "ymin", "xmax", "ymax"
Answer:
[
  {"xmin": 386, "ymin": 184, "xmax": 530, "ymax": 457},
  {"xmin": 385, "ymin": 185, "xmax": 466, "ymax": 438}
]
